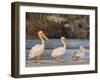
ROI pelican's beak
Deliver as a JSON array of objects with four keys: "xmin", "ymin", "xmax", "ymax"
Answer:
[
  {"xmin": 64, "ymin": 38, "xmax": 70, "ymax": 46},
  {"xmin": 42, "ymin": 33, "xmax": 49, "ymax": 40}
]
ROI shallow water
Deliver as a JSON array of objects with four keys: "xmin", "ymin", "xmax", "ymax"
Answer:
[
  {"xmin": 26, "ymin": 39, "xmax": 89, "ymax": 65},
  {"xmin": 26, "ymin": 39, "xmax": 89, "ymax": 49}
]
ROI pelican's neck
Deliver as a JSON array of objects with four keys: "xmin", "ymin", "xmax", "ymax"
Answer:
[
  {"xmin": 61, "ymin": 39, "xmax": 66, "ymax": 48},
  {"xmin": 39, "ymin": 34, "xmax": 44, "ymax": 44}
]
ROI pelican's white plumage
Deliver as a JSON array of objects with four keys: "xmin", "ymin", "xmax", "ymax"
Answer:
[
  {"xmin": 51, "ymin": 47, "xmax": 65, "ymax": 57},
  {"xmin": 72, "ymin": 45, "xmax": 88, "ymax": 61},
  {"xmin": 51, "ymin": 37, "xmax": 70, "ymax": 63},
  {"xmin": 29, "ymin": 44, "xmax": 44, "ymax": 59},
  {"xmin": 29, "ymin": 31, "xmax": 49, "ymax": 63}
]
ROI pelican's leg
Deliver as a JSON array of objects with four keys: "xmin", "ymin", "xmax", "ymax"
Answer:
[
  {"xmin": 37, "ymin": 56, "xmax": 40, "ymax": 64},
  {"xmin": 74, "ymin": 56, "xmax": 80, "ymax": 63},
  {"xmin": 52, "ymin": 57, "xmax": 58, "ymax": 63},
  {"xmin": 52, "ymin": 56, "xmax": 59, "ymax": 63},
  {"xmin": 52, "ymin": 57, "xmax": 56, "ymax": 63},
  {"xmin": 59, "ymin": 55, "xmax": 63, "ymax": 62},
  {"xmin": 52, "ymin": 57, "xmax": 54, "ymax": 63},
  {"xmin": 31, "ymin": 58, "xmax": 34, "ymax": 63},
  {"xmin": 31, "ymin": 57, "xmax": 35, "ymax": 63},
  {"xmin": 55, "ymin": 56, "xmax": 59, "ymax": 63},
  {"xmin": 34, "ymin": 57, "xmax": 37, "ymax": 63},
  {"xmin": 58, "ymin": 56, "xmax": 62, "ymax": 62},
  {"xmin": 77, "ymin": 57, "xmax": 80, "ymax": 62}
]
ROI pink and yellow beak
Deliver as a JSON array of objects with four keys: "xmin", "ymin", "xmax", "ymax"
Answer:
[{"xmin": 41, "ymin": 32, "xmax": 49, "ymax": 40}]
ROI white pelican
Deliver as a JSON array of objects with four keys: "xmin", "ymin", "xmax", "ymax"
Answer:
[
  {"xmin": 29, "ymin": 31, "xmax": 49, "ymax": 64},
  {"xmin": 72, "ymin": 45, "xmax": 88, "ymax": 61},
  {"xmin": 51, "ymin": 37, "xmax": 70, "ymax": 63}
]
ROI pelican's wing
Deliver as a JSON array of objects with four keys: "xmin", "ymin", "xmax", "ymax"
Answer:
[
  {"xmin": 51, "ymin": 47, "xmax": 65, "ymax": 57},
  {"xmin": 29, "ymin": 44, "xmax": 40, "ymax": 59},
  {"xmin": 75, "ymin": 51, "xmax": 84, "ymax": 57}
]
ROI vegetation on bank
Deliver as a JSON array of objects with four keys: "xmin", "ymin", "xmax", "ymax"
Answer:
[{"xmin": 26, "ymin": 12, "xmax": 89, "ymax": 39}]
